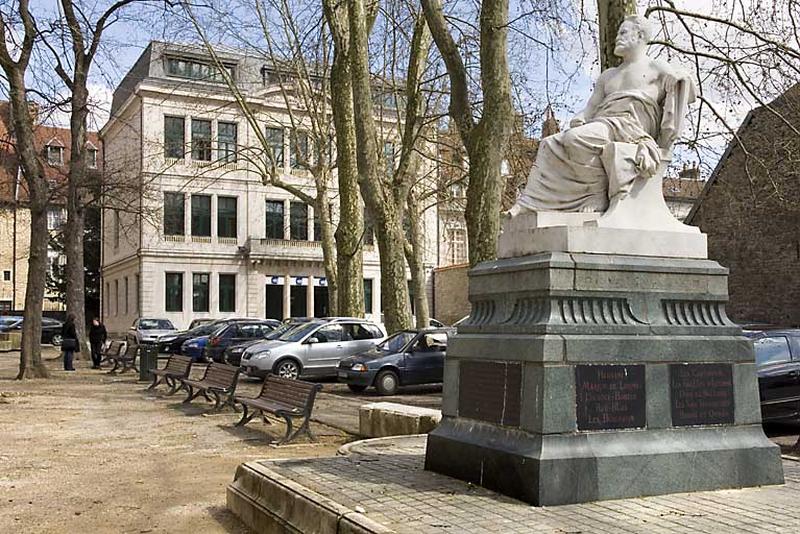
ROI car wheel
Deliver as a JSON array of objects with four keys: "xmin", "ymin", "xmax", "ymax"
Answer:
[
  {"xmin": 274, "ymin": 359, "xmax": 301, "ymax": 380},
  {"xmin": 375, "ymin": 370, "xmax": 399, "ymax": 396},
  {"xmin": 347, "ymin": 384, "xmax": 367, "ymax": 393},
  {"xmin": 50, "ymin": 334, "xmax": 63, "ymax": 346}
]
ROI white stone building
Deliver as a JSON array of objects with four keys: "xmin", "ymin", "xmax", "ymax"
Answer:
[{"xmin": 100, "ymin": 42, "xmax": 438, "ymax": 334}]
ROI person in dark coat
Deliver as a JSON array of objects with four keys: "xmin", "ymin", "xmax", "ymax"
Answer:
[
  {"xmin": 61, "ymin": 313, "xmax": 80, "ymax": 371},
  {"xmin": 88, "ymin": 317, "xmax": 107, "ymax": 369}
]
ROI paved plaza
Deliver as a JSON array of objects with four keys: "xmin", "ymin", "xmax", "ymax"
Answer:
[{"xmin": 233, "ymin": 435, "xmax": 800, "ymax": 534}]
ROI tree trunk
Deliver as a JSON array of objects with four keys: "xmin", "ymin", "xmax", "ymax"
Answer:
[
  {"xmin": 65, "ymin": 81, "xmax": 89, "ymax": 355},
  {"xmin": 315, "ymin": 187, "xmax": 339, "ymax": 316},
  {"xmin": 347, "ymin": 0, "xmax": 411, "ymax": 333},
  {"xmin": 404, "ymin": 192, "xmax": 430, "ymax": 328},
  {"xmin": 598, "ymin": 0, "xmax": 637, "ymax": 70},
  {"xmin": 18, "ymin": 207, "xmax": 50, "ymax": 379},
  {"xmin": 323, "ymin": 8, "xmax": 365, "ymax": 318}
]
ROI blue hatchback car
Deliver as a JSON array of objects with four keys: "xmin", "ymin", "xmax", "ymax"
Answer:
[{"xmin": 182, "ymin": 335, "xmax": 210, "ymax": 361}]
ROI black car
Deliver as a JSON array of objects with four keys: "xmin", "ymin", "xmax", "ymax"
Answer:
[
  {"xmin": 157, "ymin": 321, "xmax": 224, "ymax": 354},
  {"xmin": 0, "ymin": 316, "xmax": 64, "ymax": 345},
  {"xmin": 223, "ymin": 322, "xmax": 298, "ymax": 366},
  {"xmin": 207, "ymin": 319, "xmax": 282, "ymax": 363},
  {"xmin": 749, "ymin": 329, "xmax": 800, "ymax": 422},
  {"xmin": 337, "ymin": 328, "xmax": 451, "ymax": 395}
]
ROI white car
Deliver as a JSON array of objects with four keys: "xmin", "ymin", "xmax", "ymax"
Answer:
[{"xmin": 127, "ymin": 317, "xmax": 177, "ymax": 346}]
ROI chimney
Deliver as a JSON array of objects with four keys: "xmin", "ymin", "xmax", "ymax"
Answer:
[{"xmin": 541, "ymin": 105, "xmax": 560, "ymax": 138}]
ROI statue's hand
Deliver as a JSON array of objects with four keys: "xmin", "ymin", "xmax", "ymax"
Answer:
[
  {"xmin": 634, "ymin": 138, "xmax": 661, "ymax": 179},
  {"xmin": 663, "ymin": 72, "xmax": 678, "ymax": 93},
  {"xmin": 569, "ymin": 114, "xmax": 586, "ymax": 128}
]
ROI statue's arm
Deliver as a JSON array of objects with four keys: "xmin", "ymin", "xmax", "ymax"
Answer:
[{"xmin": 570, "ymin": 70, "xmax": 610, "ymax": 128}]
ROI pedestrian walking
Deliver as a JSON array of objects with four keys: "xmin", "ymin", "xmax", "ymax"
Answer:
[
  {"xmin": 61, "ymin": 313, "xmax": 80, "ymax": 371},
  {"xmin": 88, "ymin": 317, "xmax": 107, "ymax": 369}
]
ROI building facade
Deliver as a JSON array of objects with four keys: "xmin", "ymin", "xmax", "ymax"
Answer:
[
  {"xmin": 100, "ymin": 42, "xmax": 438, "ymax": 333},
  {"xmin": 688, "ymin": 85, "xmax": 800, "ymax": 326},
  {"xmin": 0, "ymin": 102, "xmax": 100, "ymax": 313}
]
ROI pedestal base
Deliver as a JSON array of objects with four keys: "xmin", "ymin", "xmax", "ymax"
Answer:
[{"xmin": 425, "ymin": 252, "xmax": 784, "ymax": 505}]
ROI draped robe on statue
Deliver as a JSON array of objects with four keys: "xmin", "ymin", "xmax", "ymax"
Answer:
[{"xmin": 515, "ymin": 74, "xmax": 695, "ymax": 213}]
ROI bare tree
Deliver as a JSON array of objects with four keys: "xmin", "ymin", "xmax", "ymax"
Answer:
[
  {"xmin": 421, "ymin": 0, "xmax": 514, "ymax": 266},
  {"xmin": 40, "ymin": 0, "xmax": 144, "ymax": 353},
  {"xmin": 346, "ymin": 0, "xmax": 412, "ymax": 332},
  {"xmin": 0, "ymin": 0, "xmax": 50, "ymax": 378},
  {"xmin": 598, "ymin": 0, "xmax": 637, "ymax": 70}
]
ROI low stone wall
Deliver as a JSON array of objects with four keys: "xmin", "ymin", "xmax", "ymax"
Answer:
[{"xmin": 359, "ymin": 402, "xmax": 441, "ymax": 438}]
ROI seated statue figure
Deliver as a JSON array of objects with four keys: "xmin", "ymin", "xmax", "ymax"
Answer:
[{"xmin": 507, "ymin": 15, "xmax": 696, "ymax": 217}]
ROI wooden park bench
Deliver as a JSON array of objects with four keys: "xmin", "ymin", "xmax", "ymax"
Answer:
[
  {"xmin": 233, "ymin": 375, "xmax": 323, "ymax": 445},
  {"xmin": 181, "ymin": 362, "xmax": 240, "ymax": 411},
  {"xmin": 99, "ymin": 340, "xmax": 124, "ymax": 367},
  {"xmin": 147, "ymin": 354, "xmax": 193, "ymax": 394},
  {"xmin": 108, "ymin": 342, "xmax": 139, "ymax": 374}
]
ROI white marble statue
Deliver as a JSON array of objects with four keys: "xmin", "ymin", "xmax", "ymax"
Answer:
[{"xmin": 506, "ymin": 15, "xmax": 696, "ymax": 217}]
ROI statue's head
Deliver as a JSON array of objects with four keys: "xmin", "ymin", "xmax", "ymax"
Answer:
[{"xmin": 614, "ymin": 15, "xmax": 651, "ymax": 57}]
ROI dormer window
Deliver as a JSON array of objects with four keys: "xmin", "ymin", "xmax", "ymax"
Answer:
[
  {"xmin": 86, "ymin": 143, "xmax": 98, "ymax": 168},
  {"xmin": 46, "ymin": 144, "xmax": 64, "ymax": 166},
  {"xmin": 166, "ymin": 56, "xmax": 234, "ymax": 83}
]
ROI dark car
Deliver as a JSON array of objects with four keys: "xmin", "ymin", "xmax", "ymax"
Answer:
[
  {"xmin": 749, "ymin": 329, "xmax": 800, "ymax": 422},
  {"xmin": 157, "ymin": 321, "xmax": 225, "ymax": 354},
  {"xmin": 337, "ymin": 328, "xmax": 451, "ymax": 395},
  {"xmin": 223, "ymin": 322, "xmax": 298, "ymax": 366},
  {"xmin": 0, "ymin": 316, "xmax": 64, "ymax": 345},
  {"xmin": 207, "ymin": 319, "xmax": 282, "ymax": 363}
]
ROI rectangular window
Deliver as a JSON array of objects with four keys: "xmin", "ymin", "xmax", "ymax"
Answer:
[
  {"xmin": 87, "ymin": 148, "xmax": 98, "ymax": 169},
  {"xmin": 192, "ymin": 273, "xmax": 210, "ymax": 312},
  {"xmin": 219, "ymin": 274, "xmax": 236, "ymax": 313},
  {"xmin": 191, "ymin": 195, "xmax": 211, "ymax": 236},
  {"xmin": 47, "ymin": 208, "xmax": 64, "ymax": 230},
  {"xmin": 191, "ymin": 119, "xmax": 212, "ymax": 161},
  {"xmin": 166, "ymin": 57, "xmax": 234, "ymax": 83},
  {"xmin": 290, "ymin": 202, "xmax": 308, "ymax": 241},
  {"xmin": 124, "ymin": 277, "xmax": 129, "ymax": 315},
  {"xmin": 164, "ymin": 116, "xmax": 185, "ymax": 159},
  {"xmin": 383, "ymin": 141, "xmax": 395, "ymax": 175},
  {"xmin": 134, "ymin": 274, "xmax": 140, "ymax": 314},
  {"xmin": 165, "ymin": 272, "xmax": 183, "ymax": 312},
  {"xmin": 364, "ymin": 279, "xmax": 373, "ymax": 314},
  {"xmin": 218, "ymin": 122, "xmax": 237, "ymax": 163},
  {"xmin": 313, "ymin": 210, "xmax": 321, "ymax": 242},
  {"xmin": 2, "ymin": 270, "xmax": 10, "ymax": 281},
  {"xmin": 217, "ymin": 196, "xmax": 237, "ymax": 239},
  {"xmin": 164, "ymin": 192, "xmax": 185, "ymax": 235},
  {"xmin": 265, "ymin": 127, "xmax": 284, "ymax": 167},
  {"xmin": 0, "ymin": 300, "xmax": 11, "ymax": 311},
  {"xmin": 105, "ymin": 282, "xmax": 110, "ymax": 316},
  {"xmin": 364, "ymin": 208, "xmax": 374, "ymax": 246},
  {"xmin": 113, "ymin": 210, "xmax": 120, "ymax": 249},
  {"xmin": 265, "ymin": 200, "xmax": 284, "ymax": 239},
  {"xmin": 46, "ymin": 145, "xmax": 63, "ymax": 166},
  {"xmin": 114, "ymin": 280, "xmax": 119, "ymax": 315},
  {"xmin": 290, "ymin": 130, "xmax": 309, "ymax": 168},
  {"xmin": 447, "ymin": 227, "xmax": 467, "ymax": 264}
]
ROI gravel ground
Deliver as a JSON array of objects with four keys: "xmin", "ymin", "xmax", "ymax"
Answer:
[{"xmin": 0, "ymin": 349, "xmax": 351, "ymax": 534}]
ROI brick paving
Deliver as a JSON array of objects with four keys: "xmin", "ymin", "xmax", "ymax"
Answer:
[{"xmin": 258, "ymin": 435, "xmax": 800, "ymax": 534}]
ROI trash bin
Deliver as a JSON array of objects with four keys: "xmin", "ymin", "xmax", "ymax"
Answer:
[{"xmin": 139, "ymin": 344, "xmax": 159, "ymax": 382}]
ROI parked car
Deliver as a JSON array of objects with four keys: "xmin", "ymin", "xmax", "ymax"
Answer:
[
  {"xmin": 337, "ymin": 328, "xmax": 451, "ymax": 395},
  {"xmin": 224, "ymin": 322, "xmax": 304, "ymax": 366},
  {"xmin": 187, "ymin": 318, "xmax": 216, "ymax": 330},
  {"xmin": 127, "ymin": 318, "xmax": 177, "ymax": 346},
  {"xmin": 206, "ymin": 319, "xmax": 282, "ymax": 363},
  {"xmin": 0, "ymin": 316, "xmax": 64, "ymax": 346},
  {"xmin": 181, "ymin": 335, "xmax": 211, "ymax": 362},
  {"xmin": 157, "ymin": 321, "xmax": 223, "ymax": 354},
  {"xmin": 749, "ymin": 329, "xmax": 800, "ymax": 422},
  {"xmin": 240, "ymin": 318, "xmax": 385, "ymax": 379}
]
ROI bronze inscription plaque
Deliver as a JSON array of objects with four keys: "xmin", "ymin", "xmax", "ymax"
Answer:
[
  {"xmin": 576, "ymin": 364, "xmax": 646, "ymax": 431},
  {"xmin": 670, "ymin": 363, "xmax": 734, "ymax": 426}
]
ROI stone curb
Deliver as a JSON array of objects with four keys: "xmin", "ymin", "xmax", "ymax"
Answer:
[{"xmin": 227, "ymin": 456, "xmax": 395, "ymax": 533}]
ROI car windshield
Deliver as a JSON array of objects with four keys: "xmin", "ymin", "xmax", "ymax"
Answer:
[
  {"xmin": 139, "ymin": 319, "xmax": 174, "ymax": 330},
  {"xmin": 277, "ymin": 322, "xmax": 323, "ymax": 342},
  {"xmin": 188, "ymin": 323, "xmax": 218, "ymax": 336},
  {"xmin": 0, "ymin": 316, "xmax": 22, "ymax": 326},
  {"xmin": 377, "ymin": 331, "xmax": 417, "ymax": 352}
]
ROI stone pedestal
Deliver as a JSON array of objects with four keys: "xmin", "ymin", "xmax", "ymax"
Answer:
[{"xmin": 425, "ymin": 252, "xmax": 784, "ymax": 506}]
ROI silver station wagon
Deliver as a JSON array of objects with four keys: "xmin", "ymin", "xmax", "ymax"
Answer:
[{"xmin": 240, "ymin": 318, "xmax": 386, "ymax": 379}]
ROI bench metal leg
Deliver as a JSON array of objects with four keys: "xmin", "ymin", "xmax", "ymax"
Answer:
[
  {"xmin": 108, "ymin": 360, "xmax": 119, "ymax": 374},
  {"xmin": 278, "ymin": 415, "xmax": 315, "ymax": 445},
  {"xmin": 235, "ymin": 404, "xmax": 258, "ymax": 427},
  {"xmin": 147, "ymin": 374, "xmax": 163, "ymax": 390},
  {"xmin": 166, "ymin": 377, "xmax": 182, "ymax": 395},
  {"xmin": 183, "ymin": 384, "xmax": 200, "ymax": 404}
]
